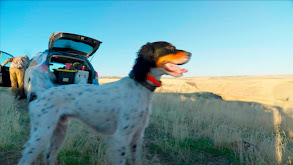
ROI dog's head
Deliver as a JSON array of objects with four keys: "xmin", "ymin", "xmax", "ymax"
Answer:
[{"xmin": 132, "ymin": 41, "xmax": 191, "ymax": 82}]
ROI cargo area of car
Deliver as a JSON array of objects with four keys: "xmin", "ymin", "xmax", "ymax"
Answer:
[{"xmin": 49, "ymin": 55, "xmax": 93, "ymax": 85}]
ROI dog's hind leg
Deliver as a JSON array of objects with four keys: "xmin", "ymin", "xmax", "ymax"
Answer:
[
  {"xmin": 18, "ymin": 121, "xmax": 57, "ymax": 165},
  {"xmin": 18, "ymin": 104, "xmax": 61, "ymax": 165},
  {"xmin": 45, "ymin": 116, "xmax": 69, "ymax": 165}
]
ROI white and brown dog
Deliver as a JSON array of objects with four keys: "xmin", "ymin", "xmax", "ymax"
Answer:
[{"xmin": 18, "ymin": 41, "xmax": 191, "ymax": 165}]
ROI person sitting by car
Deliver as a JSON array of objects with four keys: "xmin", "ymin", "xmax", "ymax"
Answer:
[{"xmin": 1, "ymin": 55, "xmax": 29, "ymax": 99}]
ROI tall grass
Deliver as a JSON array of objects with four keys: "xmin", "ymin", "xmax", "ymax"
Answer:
[
  {"xmin": 150, "ymin": 93, "xmax": 293, "ymax": 164},
  {"xmin": 1, "ymin": 76, "xmax": 293, "ymax": 164},
  {"xmin": 0, "ymin": 92, "xmax": 28, "ymax": 164},
  {"xmin": 58, "ymin": 119, "xmax": 110, "ymax": 165},
  {"xmin": 0, "ymin": 92, "xmax": 21, "ymax": 146},
  {"xmin": 58, "ymin": 119, "xmax": 152, "ymax": 164}
]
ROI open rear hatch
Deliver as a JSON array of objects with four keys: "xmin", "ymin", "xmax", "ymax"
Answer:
[{"xmin": 49, "ymin": 32, "xmax": 102, "ymax": 58}]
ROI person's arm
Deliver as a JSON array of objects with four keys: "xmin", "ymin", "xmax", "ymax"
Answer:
[{"xmin": 1, "ymin": 57, "xmax": 13, "ymax": 66}]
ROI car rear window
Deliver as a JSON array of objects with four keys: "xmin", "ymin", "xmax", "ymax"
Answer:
[
  {"xmin": 52, "ymin": 39, "xmax": 94, "ymax": 54},
  {"xmin": 49, "ymin": 62, "xmax": 66, "ymax": 72}
]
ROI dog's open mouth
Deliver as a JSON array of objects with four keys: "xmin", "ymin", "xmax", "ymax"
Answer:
[{"xmin": 163, "ymin": 62, "xmax": 188, "ymax": 76}]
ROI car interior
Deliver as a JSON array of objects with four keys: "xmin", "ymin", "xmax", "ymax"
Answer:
[{"xmin": 49, "ymin": 55, "xmax": 92, "ymax": 84}]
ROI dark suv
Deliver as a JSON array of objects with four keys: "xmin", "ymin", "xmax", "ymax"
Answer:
[{"xmin": 24, "ymin": 32, "xmax": 102, "ymax": 101}]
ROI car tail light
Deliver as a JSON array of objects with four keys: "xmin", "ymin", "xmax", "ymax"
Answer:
[
  {"xmin": 40, "ymin": 65, "xmax": 48, "ymax": 71},
  {"xmin": 95, "ymin": 72, "xmax": 99, "ymax": 78},
  {"xmin": 93, "ymin": 71, "xmax": 99, "ymax": 85}
]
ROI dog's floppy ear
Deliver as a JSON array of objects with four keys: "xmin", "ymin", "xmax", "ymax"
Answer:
[
  {"xmin": 133, "ymin": 42, "xmax": 156, "ymax": 82},
  {"xmin": 138, "ymin": 42, "xmax": 155, "ymax": 59}
]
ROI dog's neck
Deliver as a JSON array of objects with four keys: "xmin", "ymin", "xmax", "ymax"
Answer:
[
  {"xmin": 129, "ymin": 68, "xmax": 164, "ymax": 92},
  {"xmin": 147, "ymin": 68, "xmax": 165, "ymax": 82}
]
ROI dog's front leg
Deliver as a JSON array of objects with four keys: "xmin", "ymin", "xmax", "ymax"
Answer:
[
  {"xmin": 130, "ymin": 129, "xmax": 143, "ymax": 165},
  {"xmin": 108, "ymin": 135, "xmax": 130, "ymax": 165}
]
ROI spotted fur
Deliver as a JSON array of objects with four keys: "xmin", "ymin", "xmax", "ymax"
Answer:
[{"xmin": 18, "ymin": 41, "xmax": 191, "ymax": 165}]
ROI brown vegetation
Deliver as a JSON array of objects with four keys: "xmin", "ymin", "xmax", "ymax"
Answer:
[{"xmin": 1, "ymin": 75, "xmax": 292, "ymax": 164}]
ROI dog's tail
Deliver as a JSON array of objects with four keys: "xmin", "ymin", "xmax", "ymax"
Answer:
[{"xmin": 27, "ymin": 68, "xmax": 55, "ymax": 102}]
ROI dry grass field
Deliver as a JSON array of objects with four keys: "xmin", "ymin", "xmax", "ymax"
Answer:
[
  {"xmin": 100, "ymin": 75, "xmax": 293, "ymax": 107},
  {"xmin": 1, "ymin": 75, "xmax": 293, "ymax": 164},
  {"xmin": 101, "ymin": 75, "xmax": 293, "ymax": 164}
]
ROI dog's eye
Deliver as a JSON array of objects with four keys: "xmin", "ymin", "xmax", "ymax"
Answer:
[
  {"xmin": 172, "ymin": 47, "xmax": 176, "ymax": 52},
  {"xmin": 166, "ymin": 46, "xmax": 175, "ymax": 51},
  {"xmin": 170, "ymin": 47, "xmax": 177, "ymax": 53}
]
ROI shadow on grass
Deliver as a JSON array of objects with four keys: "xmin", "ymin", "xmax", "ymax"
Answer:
[
  {"xmin": 147, "ymin": 92, "xmax": 292, "ymax": 164},
  {"xmin": 145, "ymin": 126, "xmax": 237, "ymax": 165}
]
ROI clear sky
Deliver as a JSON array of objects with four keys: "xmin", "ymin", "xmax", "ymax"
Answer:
[{"xmin": 1, "ymin": 1, "xmax": 292, "ymax": 77}]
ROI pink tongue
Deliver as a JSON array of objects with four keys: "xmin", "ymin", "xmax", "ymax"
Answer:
[
  {"xmin": 181, "ymin": 69, "xmax": 188, "ymax": 73},
  {"xmin": 164, "ymin": 63, "xmax": 188, "ymax": 73}
]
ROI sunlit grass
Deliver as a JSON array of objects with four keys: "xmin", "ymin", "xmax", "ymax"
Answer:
[
  {"xmin": 0, "ymin": 92, "xmax": 29, "ymax": 164},
  {"xmin": 0, "ymin": 76, "xmax": 293, "ymax": 164},
  {"xmin": 150, "ymin": 93, "xmax": 293, "ymax": 164}
]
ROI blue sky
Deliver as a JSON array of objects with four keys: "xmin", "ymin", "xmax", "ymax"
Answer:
[{"xmin": 1, "ymin": 1, "xmax": 292, "ymax": 77}]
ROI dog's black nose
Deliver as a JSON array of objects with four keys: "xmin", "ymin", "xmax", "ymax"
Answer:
[{"xmin": 187, "ymin": 52, "xmax": 192, "ymax": 57}]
